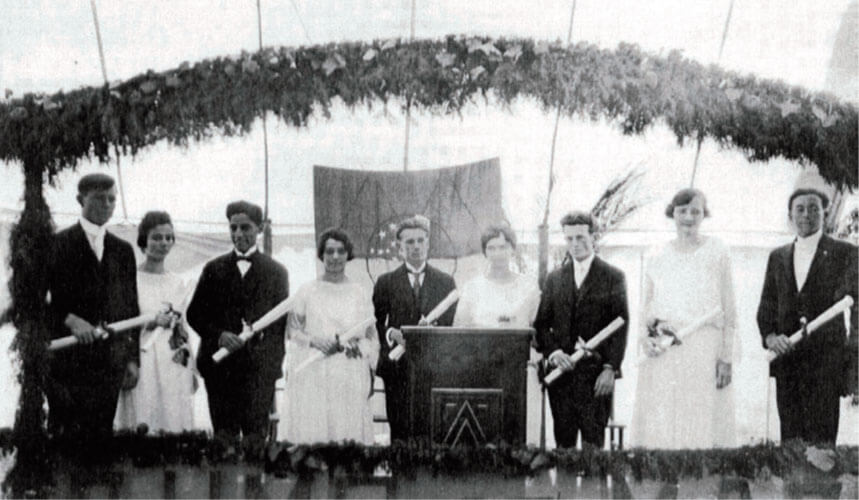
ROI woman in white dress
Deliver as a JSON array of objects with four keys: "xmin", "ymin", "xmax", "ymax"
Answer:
[
  {"xmin": 631, "ymin": 189, "xmax": 737, "ymax": 449},
  {"xmin": 282, "ymin": 228, "xmax": 379, "ymax": 444},
  {"xmin": 453, "ymin": 225, "xmax": 543, "ymax": 445},
  {"xmin": 115, "ymin": 211, "xmax": 196, "ymax": 433}
]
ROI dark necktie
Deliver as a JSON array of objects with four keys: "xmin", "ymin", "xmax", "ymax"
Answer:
[{"xmin": 411, "ymin": 272, "xmax": 422, "ymax": 304}]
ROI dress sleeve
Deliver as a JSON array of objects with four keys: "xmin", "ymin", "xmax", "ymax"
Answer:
[
  {"xmin": 524, "ymin": 279, "xmax": 542, "ymax": 326},
  {"xmin": 452, "ymin": 280, "xmax": 475, "ymax": 327},
  {"xmin": 357, "ymin": 287, "xmax": 380, "ymax": 370},
  {"xmin": 286, "ymin": 284, "xmax": 310, "ymax": 349},
  {"xmin": 641, "ymin": 255, "xmax": 655, "ymax": 338},
  {"xmin": 717, "ymin": 244, "xmax": 738, "ymax": 363}
]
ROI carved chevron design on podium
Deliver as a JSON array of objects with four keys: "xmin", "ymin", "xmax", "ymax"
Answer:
[
  {"xmin": 431, "ymin": 388, "xmax": 503, "ymax": 445},
  {"xmin": 442, "ymin": 400, "xmax": 488, "ymax": 446}
]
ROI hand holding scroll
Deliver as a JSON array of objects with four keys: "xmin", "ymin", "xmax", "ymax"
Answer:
[
  {"xmin": 389, "ymin": 289, "xmax": 460, "ymax": 361},
  {"xmin": 544, "ymin": 317, "xmax": 625, "ymax": 385},
  {"xmin": 50, "ymin": 310, "xmax": 161, "ymax": 351},
  {"xmin": 212, "ymin": 295, "xmax": 297, "ymax": 363},
  {"xmin": 766, "ymin": 295, "xmax": 854, "ymax": 362},
  {"xmin": 293, "ymin": 317, "xmax": 376, "ymax": 374}
]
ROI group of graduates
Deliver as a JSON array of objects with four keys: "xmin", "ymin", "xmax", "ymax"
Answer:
[{"xmin": 44, "ymin": 171, "xmax": 857, "ymax": 453}]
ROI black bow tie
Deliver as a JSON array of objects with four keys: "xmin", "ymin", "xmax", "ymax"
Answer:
[{"xmin": 236, "ymin": 255, "xmax": 252, "ymax": 262}]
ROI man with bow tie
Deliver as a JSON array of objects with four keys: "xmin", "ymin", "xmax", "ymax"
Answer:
[
  {"xmin": 46, "ymin": 173, "xmax": 140, "ymax": 446},
  {"xmin": 534, "ymin": 211, "xmax": 629, "ymax": 448},
  {"xmin": 187, "ymin": 200, "xmax": 289, "ymax": 441},
  {"xmin": 757, "ymin": 176, "xmax": 858, "ymax": 445},
  {"xmin": 373, "ymin": 215, "xmax": 457, "ymax": 441}
]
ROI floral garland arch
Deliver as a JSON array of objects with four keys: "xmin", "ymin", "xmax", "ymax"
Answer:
[{"xmin": 1, "ymin": 36, "xmax": 856, "ymax": 185}]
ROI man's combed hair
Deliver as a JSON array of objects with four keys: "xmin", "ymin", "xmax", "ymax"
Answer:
[
  {"xmin": 225, "ymin": 200, "xmax": 263, "ymax": 226},
  {"xmin": 77, "ymin": 173, "xmax": 115, "ymax": 195},
  {"xmin": 788, "ymin": 188, "xmax": 830, "ymax": 211},
  {"xmin": 560, "ymin": 211, "xmax": 596, "ymax": 233},
  {"xmin": 395, "ymin": 215, "xmax": 431, "ymax": 240}
]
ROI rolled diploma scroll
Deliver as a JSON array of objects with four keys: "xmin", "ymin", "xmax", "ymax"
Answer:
[
  {"xmin": 652, "ymin": 306, "xmax": 723, "ymax": 352},
  {"xmin": 292, "ymin": 317, "xmax": 377, "ymax": 374},
  {"xmin": 544, "ymin": 317, "xmax": 625, "ymax": 385},
  {"xmin": 766, "ymin": 295, "xmax": 854, "ymax": 362},
  {"xmin": 212, "ymin": 294, "xmax": 298, "ymax": 363},
  {"xmin": 48, "ymin": 312, "xmax": 158, "ymax": 351},
  {"xmin": 389, "ymin": 289, "xmax": 461, "ymax": 361}
]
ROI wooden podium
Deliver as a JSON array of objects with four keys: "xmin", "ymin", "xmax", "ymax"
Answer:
[{"xmin": 402, "ymin": 326, "xmax": 532, "ymax": 445}]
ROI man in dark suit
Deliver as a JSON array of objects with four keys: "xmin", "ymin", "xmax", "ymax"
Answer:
[
  {"xmin": 47, "ymin": 173, "xmax": 140, "ymax": 444},
  {"xmin": 373, "ymin": 215, "xmax": 457, "ymax": 441},
  {"xmin": 534, "ymin": 211, "xmax": 629, "ymax": 448},
  {"xmin": 757, "ymin": 184, "xmax": 858, "ymax": 445},
  {"xmin": 187, "ymin": 200, "xmax": 289, "ymax": 441}
]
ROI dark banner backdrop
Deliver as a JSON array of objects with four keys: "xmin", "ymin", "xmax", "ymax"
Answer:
[{"xmin": 313, "ymin": 159, "xmax": 505, "ymax": 259}]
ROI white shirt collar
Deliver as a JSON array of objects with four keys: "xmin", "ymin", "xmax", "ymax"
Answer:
[
  {"xmin": 405, "ymin": 261, "xmax": 426, "ymax": 274},
  {"xmin": 79, "ymin": 216, "xmax": 106, "ymax": 238},
  {"xmin": 572, "ymin": 252, "xmax": 595, "ymax": 280},
  {"xmin": 795, "ymin": 229, "xmax": 823, "ymax": 251},
  {"xmin": 234, "ymin": 245, "xmax": 258, "ymax": 258}
]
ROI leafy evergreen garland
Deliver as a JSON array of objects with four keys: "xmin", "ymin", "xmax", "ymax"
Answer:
[
  {"xmin": 0, "ymin": 36, "xmax": 856, "ymax": 188},
  {"xmin": 0, "ymin": 429, "xmax": 854, "ymax": 483}
]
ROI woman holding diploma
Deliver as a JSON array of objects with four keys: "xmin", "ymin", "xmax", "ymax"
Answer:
[
  {"xmin": 631, "ymin": 189, "xmax": 737, "ymax": 449},
  {"xmin": 281, "ymin": 229, "xmax": 379, "ymax": 444},
  {"xmin": 453, "ymin": 225, "xmax": 543, "ymax": 444},
  {"xmin": 115, "ymin": 211, "xmax": 197, "ymax": 433}
]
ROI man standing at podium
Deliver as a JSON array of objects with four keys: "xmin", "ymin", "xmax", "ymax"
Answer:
[
  {"xmin": 373, "ymin": 215, "xmax": 457, "ymax": 442},
  {"xmin": 534, "ymin": 211, "xmax": 629, "ymax": 448}
]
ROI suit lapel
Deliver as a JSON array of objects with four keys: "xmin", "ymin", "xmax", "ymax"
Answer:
[
  {"xmin": 800, "ymin": 235, "xmax": 832, "ymax": 294},
  {"xmin": 420, "ymin": 266, "xmax": 435, "ymax": 314},
  {"xmin": 782, "ymin": 243, "xmax": 798, "ymax": 295},
  {"xmin": 574, "ymin": 257, "xmax": 600, "ymax": 309},
  {"xmin": 562, "ymin": 262, "xmax": 576, "ymax": 309},
  {"xmin": 72, "ymin": 223, "xmax": 101, "ymax": 268},
  {"xmin": 241, "ymin": 254, "xmax": 263, "ymax": 302}
]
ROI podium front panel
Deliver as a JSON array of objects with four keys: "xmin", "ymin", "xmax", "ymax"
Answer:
[{"xmin": 402, "ymin": 327, "xmax": 532, "ymax": 444}]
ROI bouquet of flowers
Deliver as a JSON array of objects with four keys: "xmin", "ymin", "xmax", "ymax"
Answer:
[{"xmin": 642, "ymin": 318, "xmax": 680, "ymax": 357}]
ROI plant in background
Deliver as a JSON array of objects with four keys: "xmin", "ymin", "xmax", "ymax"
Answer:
[
  {"xmin": 837, "ymin": 207, "xmax": 858, "ymax": 245},
  {"xmin": 590, "ymin": 167, "xmax": 647, "ymax": 249}
]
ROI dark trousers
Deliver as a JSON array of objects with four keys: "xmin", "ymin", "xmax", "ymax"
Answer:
[
  {"xmin": 382, "ymin": 373, "xmax": 410, "ymax": 442},
  {"xmin": 46, "ymin": 370, "xmax": 124, "ymax": 456},
  {"xmin": 776, "ymin": 373, "xmax": 840, "ymax": 444},
  {"xmin": 205, "ymin": 373, "xmax": 275, "ymax": 440},
  {"xmin": 548, "ymin": 372, "xmax": 609, "ymax": 448}
]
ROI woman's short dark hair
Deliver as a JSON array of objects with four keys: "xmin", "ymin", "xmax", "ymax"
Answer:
[
  {"xmin": 317, "ymin": 227, "xmax": 355, "ymax": 261},
  {"xmin": 665, "ymin": 188, "xmax": 710, "ymax": 218},
  {"xmin": 137, "ymin": 211, "xmax": 173, "ymax": 251},
  {"xmin": 480, "ymin": 225, "xmax": 517, "ymax": 254},
  {"xmin": 560, "ymin": 211, "xmax": 596, "ymax": 233}
]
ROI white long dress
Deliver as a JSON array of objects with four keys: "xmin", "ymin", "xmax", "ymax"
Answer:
[
  {"xmin": 453, "ymin": 273, "xmax": 545, "ymax": 446},
  {"xmin": 115, "ymin": 270, "xmax": 196, "ymax": 433},
  {"xmin": 631, "ymin": 237, "xmax": 737, "ymax": 449},
  {"xmin": 280, "ymin": 279, "xmax": 379, "ymax": 444}
]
